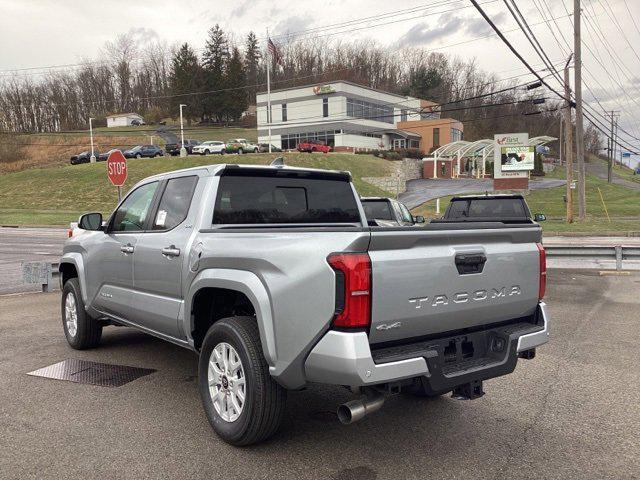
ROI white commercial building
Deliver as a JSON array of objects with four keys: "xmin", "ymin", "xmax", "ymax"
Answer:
[
  {"xmin": 256, "ymin": 81, "xmax": 440, "ymax": 151},
  {"xmin": 106, "ymin": 112, "xmax": 144, "ymax": 128}
]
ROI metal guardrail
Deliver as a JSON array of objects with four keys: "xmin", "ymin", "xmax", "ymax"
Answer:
[
  {"xmin": 545, "ymin": 245, "xmax": 640, "ymax": 270},
  {"xmin": 22, "ymin": 261, "xmax": 60, "ymax": 292}
]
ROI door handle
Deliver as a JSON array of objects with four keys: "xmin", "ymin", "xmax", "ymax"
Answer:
[
  {"xmin": 120, "ymin": 244, "xmax": 134, "ymax": 254},
  {"xmin": 162, "ymin": 246, "xmax": 181, "ymax": 257}
]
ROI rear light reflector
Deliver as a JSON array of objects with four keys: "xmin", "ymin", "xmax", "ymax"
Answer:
[
  {"xmin": 327, "ymin": 253, "xmax": 371, "ymax": 328},
  {"xmin": 537, "ymin": 243, "xmax": 546, "ymax": 300}
]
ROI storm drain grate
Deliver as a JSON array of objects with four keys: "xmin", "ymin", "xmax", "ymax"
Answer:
[{"xmin": 27, "ymin": 359, "xmax": 156, "ymax": 387}]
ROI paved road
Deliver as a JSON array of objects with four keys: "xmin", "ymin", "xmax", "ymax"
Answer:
[
  {"xmin": 585, "ymin": 161, "xmax": 640, "ymax": 190},
  {"xmin": 400, "ymin": 178, "xmax": 567, "ymax": 209},
  {"xmin": 0, "ymin": 270, "xmax": 638, "ymax": 479},
  {"xmin": 0, "ymin": 227, "xmax": 67, "ymax": 294}
]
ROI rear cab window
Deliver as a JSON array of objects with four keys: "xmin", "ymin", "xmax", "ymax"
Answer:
[
  {"xmin": 213, "ymin": 168, "xmax": 361, "ymax": 225},
  {"xmin": 362, "ymin": 200, "xmax": 393, "ymax": 221},
  {"xmin": 446, "ymin": 197, "xmax": 529, "ymax": 220}
]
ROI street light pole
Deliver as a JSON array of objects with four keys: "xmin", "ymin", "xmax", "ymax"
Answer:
[
  {"xmin": 574, "ymin": 0, "xmax": 586, "ymax": 219},
  {"xmin": 89, "ymin": 117, "xmax": 96, "ymax": 163},
  {"xmin": 179, "ymin": 104, "xmax": 187, "ymax": 158}
]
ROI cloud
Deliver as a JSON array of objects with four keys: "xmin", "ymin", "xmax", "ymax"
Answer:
[
  {"xmin": 127, "ymin": 27, "xmax": 159, "ymax": 45},
  {"xmin": 274, "ymin": 15, "xmax": 314, "ymax": 37},
  {"xmin": 230, "ymin": 0, "xmax": 254, "ymax": 19},
  {"xmin": 395, "ymin": 12, "xmax": 507, "ymax": 48},
  {"xmin": 396, "ymin": 16, "xmax": 463, "ymax": 48}
]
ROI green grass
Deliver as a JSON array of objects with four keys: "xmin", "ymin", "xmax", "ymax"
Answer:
[
  {"xmin": 0, "ymin": 153, "xmax": 391, "ymax": 226},
  {"xmin": 410, "ymin": 167, "xmax": 640, "ymax": 234}
]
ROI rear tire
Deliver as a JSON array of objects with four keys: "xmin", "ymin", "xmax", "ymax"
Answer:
[
  {"xmin": 198, "ymin": 316, "xmax": 286, "ymax": 446},
  {"xmin": 238, "ymin": 148, "xmax": 244, "ymax": 155},
  {"xmin": 61, "ymin": 278, "xmax": 102, "ymax": 350},
  {"xmin": 254, "ymin": 148, "xmax": 259, "ymax": 153}
]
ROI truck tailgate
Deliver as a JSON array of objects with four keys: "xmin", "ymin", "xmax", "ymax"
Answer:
[{"xmin": 367, "ymin": 225, "xmax": 542, "ymax": 345}]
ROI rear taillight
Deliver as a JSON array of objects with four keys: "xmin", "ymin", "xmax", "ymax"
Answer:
[
  {"xmin": 327, "ymin": 253, "xmax": 371, "ymax": 328},
  {"xmin": 537, "ymin": 243, "xmax": 546, "ymax": 300}
]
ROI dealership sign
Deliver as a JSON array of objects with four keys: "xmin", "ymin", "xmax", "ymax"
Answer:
[
  {"xmin": 493, "ymin": 133, "xmax": 528, "ymax": 179},
  {"xmin": 312, "ymin": 85, "xmax": 336, "ymax": 95},
  {"xmin": 501, "ymin": 146, "xmax": 535, "ymax": 171}
]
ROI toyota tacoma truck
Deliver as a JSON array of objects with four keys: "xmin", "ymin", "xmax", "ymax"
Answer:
[{"xmin": 59, "ymin": 162, "xmax": 550, "ymax": 445}]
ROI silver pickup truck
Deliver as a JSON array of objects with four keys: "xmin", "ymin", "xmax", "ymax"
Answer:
[{"xmin": 59, "ymin": 163, "xmax": 549, "ymax": 445}]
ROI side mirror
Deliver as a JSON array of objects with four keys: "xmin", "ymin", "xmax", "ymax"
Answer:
[
  {"xmin": 534, "ymin": 213, "xmax": 546, "ymax": 222},
  {"xmin": 414, "ymin": 215, "xmax": 426, "ymax": 223},
  {"xmin": 79, "ymin": 212, "xmax": 103, "ymax": 231}
]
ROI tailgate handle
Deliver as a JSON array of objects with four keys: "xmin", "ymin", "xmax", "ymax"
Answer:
[{"xmin": 455, "ymin": 253, "xmax": 486, "ymax": 274}]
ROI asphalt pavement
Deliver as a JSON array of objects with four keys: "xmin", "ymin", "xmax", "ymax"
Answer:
[
  {"xmin": 399, "ymin": 178, "xmax": 567, "ymax": 209},
  {"xmin": 0, "ymin": 227, "xmax": 67, "ymax": 294},
  {"xmin": 0, "ymin": 270, "xmax": 638, "ymax": 479}
]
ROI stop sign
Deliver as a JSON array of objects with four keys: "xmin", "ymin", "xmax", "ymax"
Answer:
[{"xmin": 107, "ymin": 150, "xmax": 128, "ymax": 186}]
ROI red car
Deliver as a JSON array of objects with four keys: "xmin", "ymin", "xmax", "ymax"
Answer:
[{"xmin": 297, "ymin": 139, "xmax": 332, "ymax": 153}]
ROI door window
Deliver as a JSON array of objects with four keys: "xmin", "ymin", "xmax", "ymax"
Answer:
[
  {"xmin": 110, "ymin": 182, "xmax": 159, "ymax": 232},
  {"xmin": 152, "ymin": 176, "xmax": 198, "ymax": 230}
]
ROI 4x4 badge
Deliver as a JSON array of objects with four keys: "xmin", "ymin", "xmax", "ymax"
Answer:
[{"xmin": 376, "ymin": 322, "xmax": 402, "ymax": 331}]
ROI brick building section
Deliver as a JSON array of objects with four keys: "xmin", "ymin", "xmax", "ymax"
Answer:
[
  {"xmin": 423, "ymin": 159, "xmax": 454, "ymax": 179},
  {"xmin": 494, "ymin": 177, "xmax": 529, "ymax": 190},
  {"xmin": 398, "ymin": 118, "xmax": 464, "ymax": 154}
]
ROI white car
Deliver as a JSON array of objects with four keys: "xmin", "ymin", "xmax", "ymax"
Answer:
[{"xmin": 192, "ymin": 141, "xmax": 226, "ymax": 155}]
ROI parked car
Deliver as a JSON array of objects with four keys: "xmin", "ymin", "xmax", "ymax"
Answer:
[
  {"xmin": 435, "ymin": 194, "xmax": 546, "ymax": 224},
  {"xmin": 97, "ymin": 148, "xmax": 128, "ymax": 162},
  {"xmin": 192, "ymin": 141, "xmax": 226, "ymax": 155},
  {"xmin": 166, "ymin": 139, "xmax": 200, "ymax": 156},
  {"xmin": 130, "ymin": 119, "xmax": 145, "ymax": 126},
  {"xmin": 123, "ymin": 145, "xmax": 164, "ymax": 159},
  {"xmin": 226, "ymin": 138, "xmax": 259, "ymax": 154},
  {"xmin": 61, "ymin": 162, "xmax": 549, "ymax": 446},
  {"xmin": 258, "ymin": 143, "xmax": 282, "ymax": 153},
  {"xmin": 69, "ymin": 150, "xmax": 98, "ymax": 165},
  {"xmin": 297, "ymin": 139, "xmax": 331, "ymax": 153},
  {"xmin": 361, "ymin": 197, "xmax": 425, "ymax": 227}
]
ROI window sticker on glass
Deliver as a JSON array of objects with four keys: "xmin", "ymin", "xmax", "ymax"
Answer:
[{"xmin": 156, "ymin": 209, "xmax": 167, "ymax": 227}]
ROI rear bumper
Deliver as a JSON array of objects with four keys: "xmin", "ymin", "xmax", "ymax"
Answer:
[{"xmin": 304, "ymin": 302, "xmax": 549, "ymax": 388}]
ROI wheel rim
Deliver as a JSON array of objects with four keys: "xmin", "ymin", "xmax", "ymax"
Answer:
[
  {"xmin": 208, "ymin": 342, "xmax": 246, "ymax": 422},
  {"xmin": 65, "ymin": 292, "xmax": 78, "ymax": 337}
]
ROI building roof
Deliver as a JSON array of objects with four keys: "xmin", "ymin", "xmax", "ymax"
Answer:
[
  {"xmin": 257, "ymin": 80, "xmax": 419, "ymax": 101},
  {"xmin": 107, "ymin": 112, "xmax": 142, "ymax": 118}
]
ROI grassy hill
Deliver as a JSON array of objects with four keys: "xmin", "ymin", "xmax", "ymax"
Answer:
[
  {"xmin": 0, "ymin": 152, "xmax": 391, "ymax": 226},
  {"xmin": 2, "ymin": 126, "xmax": 258, "ymax": 174},
  {"xmin": 411, "ymin": 164, "xmax": 640, "ymax": 234}
]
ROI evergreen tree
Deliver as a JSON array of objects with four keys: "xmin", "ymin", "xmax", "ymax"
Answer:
[
  {"xmin": 225, "ymin": 46, "xmax": 248, "ymax": 122},
  {"xmin": 244, "ymin": 32, "xmax": 261, "ymax": 103},
  {"xmin": 169, "ymin": 43, "xmax": 203, "ymax": 122},
  {"xmin": 201, "ymin": 24, "xmax": 229, "ymax": 122}
]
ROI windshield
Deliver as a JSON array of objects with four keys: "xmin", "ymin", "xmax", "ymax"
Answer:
[
  {"xmin": 362, "ymin": 200, "xmax": 393, "ymax": 220},
  {"xmin": 130, "ymin": 145, "xmax": 143, "ymax": 152}
]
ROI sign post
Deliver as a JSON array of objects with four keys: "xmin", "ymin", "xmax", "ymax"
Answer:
[{"xmin": 107, "ymin": 150, "xmax": 128, "ymax": 201}]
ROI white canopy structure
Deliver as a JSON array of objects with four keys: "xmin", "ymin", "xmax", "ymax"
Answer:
[{"xmin": 426, "ymin": 136, "xmax": 557, "ymax": 178}]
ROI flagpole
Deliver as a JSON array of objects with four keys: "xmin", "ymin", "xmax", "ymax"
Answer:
[{"xmin": 266, "ymin": 28, "xmax": 272, "ymax": 154}]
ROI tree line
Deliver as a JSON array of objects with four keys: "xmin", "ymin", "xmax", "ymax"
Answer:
[{"xmin": 0, "ymin": 26, "xmax": 601, "ymax": 153}]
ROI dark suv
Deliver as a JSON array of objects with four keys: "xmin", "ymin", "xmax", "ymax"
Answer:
[{"xmin": 166, "ymin": 139, "xmax": 200, "ymax": 156}]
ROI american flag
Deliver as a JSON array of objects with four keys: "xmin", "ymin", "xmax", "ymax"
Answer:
[{"xmin": 267, "ymin": 38, "xmax": 283, "ymax": 65}]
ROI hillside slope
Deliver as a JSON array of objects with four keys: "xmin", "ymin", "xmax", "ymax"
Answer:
[{"xmin": 0, "ymin": 153, "xmax": 391, "ymax": 226}]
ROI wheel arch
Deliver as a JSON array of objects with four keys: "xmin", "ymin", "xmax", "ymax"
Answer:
[
  {"xmin": 59, "ymin": 253, "xmax": 88, "ymax": 303},
  {"xmin": 186, "ymin": 269, "xmax": 276, "ymax": 366}
]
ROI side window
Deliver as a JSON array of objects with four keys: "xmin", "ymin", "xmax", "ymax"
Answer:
[
  {"xmin": 111, "ymin": 182, "xmax": 159, "ymax": 232},
  {"xmin": 398, "ymin": 203, "xmax": 414, "ymax": 223},
  {"xmin": 152, "ymin": 176, "xmax": 198, "ymax": 230}
]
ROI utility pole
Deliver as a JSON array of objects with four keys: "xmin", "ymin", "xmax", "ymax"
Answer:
[
  {"xmin": 574, "ymin": 0, "xmax": 586, "ymax": 219},
  {"xmin": 179, "ymin": 104, "xmax": 187, "ymax": 157},
  {"xmin": 89, "ymin": 117, "xmax": 96, "ymax": 163},
  {"xmin": 606, "ymin": 111, "xmax": 619, "ymax": 183},
  {"xmin": 564, "ymin": 55, "xmax": 574, "ymax": 224}
]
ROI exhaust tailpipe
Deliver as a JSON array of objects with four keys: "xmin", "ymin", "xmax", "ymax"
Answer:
[{"xmin": 337, "ymin": 390, "xmax": 385, "ymax": 425}]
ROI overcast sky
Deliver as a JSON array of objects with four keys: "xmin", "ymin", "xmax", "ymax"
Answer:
[{"xmin": 2, "ymin": 0, "xmax": 640, "ymax": 151}]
